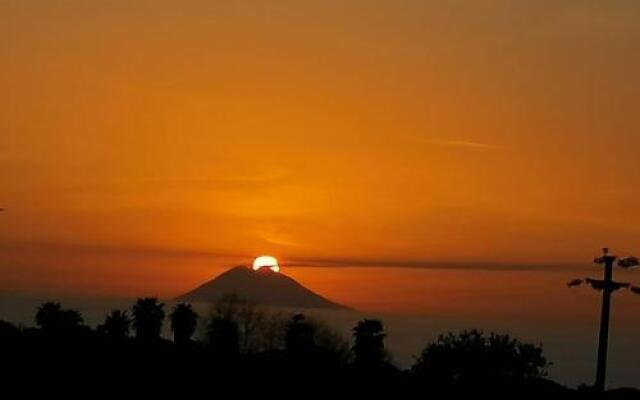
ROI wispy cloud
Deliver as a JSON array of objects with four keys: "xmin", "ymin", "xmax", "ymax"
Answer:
[
  {"xmin": 284, "ymin": 256, "xmax": 582, "ymax": 272},
  {"xmin": 0, "ymin": 241, "xmax": 584, "ymax": 272},
  {"xmin": 428, "ymin": 139, "xmax": 503, "ymax": 150}
]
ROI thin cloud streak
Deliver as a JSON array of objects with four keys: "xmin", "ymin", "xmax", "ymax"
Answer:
[
  {"xmin": 283, "ymin": 256, "xmax": 584, "ymax": 272},
  {"xmin": 428, "ymin": 139, "xmax": 504, "ymax": 150},
  {"xmin": 0, "ymin": 241, "xmax": 584, "ymax": 272}
]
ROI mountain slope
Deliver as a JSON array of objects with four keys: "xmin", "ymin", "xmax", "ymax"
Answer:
[{"xmin": 176, "ymin": 266, "xmax": 348, "ymax": 310}]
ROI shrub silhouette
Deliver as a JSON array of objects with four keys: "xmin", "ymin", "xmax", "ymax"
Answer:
[
  {"xmin": 132, "ymin": 297, "xmax": 165, "ymax": 341},
  {"xmin": 34, "ymin": 302, "xmax": 84, "ymax": 334},
  {"xmin": 170, "ymin": 303, "xmax": 198, "ymax": 344},
  {"xmin": 0, "ymin": 320, "xmax": 20, "ymax": 346},
  {"xmin": 412, "ymin": 329, "xmax": 550, "ymax": 386}
]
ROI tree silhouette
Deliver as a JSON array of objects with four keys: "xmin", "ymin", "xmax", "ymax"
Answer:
[
  {"xmin": 210, "ymin": 294, "xmax": 265, "ymax": 353},
  {"xmin": 207, "ymin": 316, "xmax": 239, "ymax": 357},
  {"xmin": 412, "ymin": 329, "xmax": 550, "ymax": 386},
  {"xmin": 132, "ymin": 297, "xmax": 165, "ymax": 341},
  {"xmin": 256, "ymin": 312, "xmax": 288, "ymax": 352},
  {"xmin": 97, "ymin": 310, "xmax": 131, "ymax": 340},
  {"xmin": 35, "ymin": 302, "xmax": 83, "ymax": 335},
  {"xmin": 352, "ymin": 319, "xmax": 387, "ymax": 369},
  {"xmin": 0, "ymin": 320, "xmax": 20, "ymax": 345},
  {"xmin": 285, "ymin": 313, "xmax": 314, "ymax": 354},
  {"xmin": 311, "ymin": 319, "xmax": 351, "ymax": 366},
  {"xmin": 283, "ymin": 313, "xmax": 352, "ymax": 375},
  {"xmin": 170, "ymin": 303, "xmax": 198, "ymax": 345},
  {"xmin": 0, "ymin": 298, "xmax": 634, "ymax": 395}
]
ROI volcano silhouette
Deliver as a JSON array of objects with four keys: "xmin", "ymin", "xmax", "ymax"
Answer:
[{"xmin": 176, "ymin": 266, "xmax": 348, "ymax": 309}]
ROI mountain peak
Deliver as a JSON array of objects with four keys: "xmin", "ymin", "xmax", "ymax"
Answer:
[{"xmin": 176, "ymin": 266, "xmax": 349, "ymax": 310}]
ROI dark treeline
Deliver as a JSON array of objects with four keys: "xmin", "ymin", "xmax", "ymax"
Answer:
[{"xmin": 0, "ymin": 295, "xmax": 636, "ymax": 398}]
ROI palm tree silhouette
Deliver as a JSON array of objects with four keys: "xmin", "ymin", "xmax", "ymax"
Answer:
[
  {"xmin": 132, "ymin": 297, "xmax": 165, "ymax": 341},
  {"xmin": 169, "ymin": 303, "xmax": 198, "ymax": 345},
  {"xmin": 98, "ymin": 310, "xmax": 131, "ymax": 340}
]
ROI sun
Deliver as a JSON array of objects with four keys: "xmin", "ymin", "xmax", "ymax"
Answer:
[{"xmin": 252, "ymin": 255, "xmax": 280, "ymax": 273}]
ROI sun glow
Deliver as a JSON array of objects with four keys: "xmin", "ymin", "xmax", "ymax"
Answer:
[{"xmin": 252, "ymin": 256, "xmax": 280, "ymax": 273}]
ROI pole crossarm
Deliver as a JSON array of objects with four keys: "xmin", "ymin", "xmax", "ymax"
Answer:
[
  {"xmin": 618, "ymin": 256, "xmax": 639, "ymax": 268},
  {"xmin": 566, "ymin": 278, "xmax": 633, "ymax": 292},
  {"xmin": 567, "ymin": 248, "xmax": 638, "ymax": 392},
  {"xmin": 584, "ymin": 278, "xmax": 630, "ymax": 292}
]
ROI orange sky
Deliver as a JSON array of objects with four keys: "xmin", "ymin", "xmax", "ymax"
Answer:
[{"xmin": 1, "ymin": 1, "xmax": 640, "ymax": 297}]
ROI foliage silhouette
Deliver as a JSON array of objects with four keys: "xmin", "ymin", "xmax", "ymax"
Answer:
[
  {"xmin": 412, "ymin": 329, "xmax": 550, "ymax": 390},
  {"xmin": 0, "ymin": 319, "xmax": 20, "ymax": 345},
  {"xmin": 97, "ymin": 310, "xmax": 131, "ymax": 339},
  {"xmin": 170, "ymin": 303, "xmax": 198, "ymax": 344},
  {"xmin": 132, "ymin": 297, "xmax": 165, "ymax": 341},
  {"xmin": 34, "ymin": 301, "xmax": 83, "ymax": 335},
  {"xmin": 285, "ymin": 313, "xmax": 314, "ymax": 354},
  {"xmin": 208, "ymin": 294, "xmax": 268, "ymax": 353},
  {"xmin": 0, "ymin": 298, "xmax": 636, "ymax": 397},
  {"xmin": 207, "ymin": 316, "xmax": 240, "ymax": 357},
  {"xmin": 352, "ymin": 319, "xmax": 388, "ymax": 370}
]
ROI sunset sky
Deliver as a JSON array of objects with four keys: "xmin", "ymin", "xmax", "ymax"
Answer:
[{"xmin": 1, "ymin": 1, "xmax": 640, "ymax": 297}]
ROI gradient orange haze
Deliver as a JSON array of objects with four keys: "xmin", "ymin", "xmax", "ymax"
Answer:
[{"xmin": 1, "ymin": 1, "xmax": 640, "ymax": 297}]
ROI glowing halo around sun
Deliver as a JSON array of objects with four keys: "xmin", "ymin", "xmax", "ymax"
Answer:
[{"xmin": 252, "ymin": 256, "xmax": 280, "ymax": 273}]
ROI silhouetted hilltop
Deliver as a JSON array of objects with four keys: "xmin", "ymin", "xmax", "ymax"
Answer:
[{"xmin": 176, "ymin": 266, "xmax": 349, "ymax": 310}]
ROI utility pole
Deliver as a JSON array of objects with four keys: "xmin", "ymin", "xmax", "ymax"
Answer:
[
  {"xmin": 568, "ymin": 248, "xmax": 639, "ymax": 393},
  {"xmin": 594, "ymin": 248, "xmax": 615, "ymax": 392}
]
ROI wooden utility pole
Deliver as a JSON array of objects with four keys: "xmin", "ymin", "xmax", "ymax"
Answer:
[
  {"xmin": 568, "ymin": 248, "xmax": 639, "ymax": 393},
  {"xmin": 594, "ymin": 248, "xmax": 615, "ymax": 392}
]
